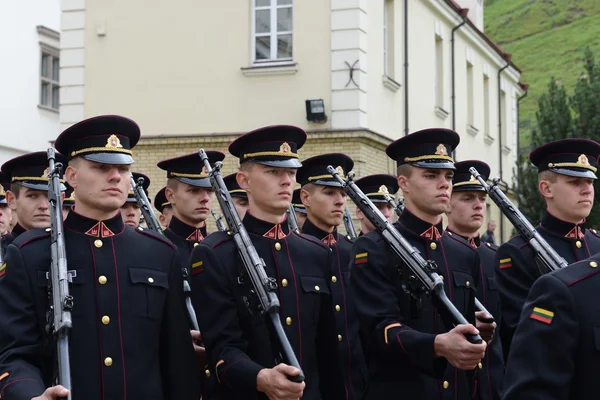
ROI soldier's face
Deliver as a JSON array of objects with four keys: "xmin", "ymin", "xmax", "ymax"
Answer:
[
  {"xmin": 238, "ymin": 164, "xmax": 296, "ymax": 216},
  {"xmin": 448, "ymin": 191, "xmax": 487, "ymax": 235},
  {"xmin": 541, "ymin": 174, "xmax": 595, "ymax": 222},
  {"xmin": 7, "ymin": 187, "xmax": 50, "ymax": 230},
  {"xmin": 120, "ymin": 202, "xmax": 141, "ymax": 228},
  {"xmin": 400, "ymin": 167, "xmax": 453, "ymax": 216},
  {"xmin": 302, "ymin": 186, "xmax": 346, "ymax": 229},
  {"xmin": 232, "ymin": 197, "xmax": 249, "ymax": 219},
  {"xmin": 357, "ymin": 203, "xmax": 394, "ymax": 233},
  {"xmin": 159, "ymin": 206, "xmax": 173, "ymax": 229},
  {"xmin": 0, "ymin": 204, "xmax": 12, "ymax": 234},
  {"xmin": 166, "ymin": 183, "xmax": 213, "ymax": 226}
]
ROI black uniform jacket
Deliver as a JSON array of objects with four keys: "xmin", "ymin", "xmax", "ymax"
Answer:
[
  {"xmin": 0, "ymin": 210, "xmax": 200, "ymax": 400},
  {"xmin": 503, "ymin": 254, "xmax": 600, "ymax": 400},
  {"xmin": 190, "ymin": 212, "xmax": 345, "ymax": 400},
  {"xmin": 496, "ymin": 211, "xmax": 600, "ymax": 357},
  {"xmin": 350, "ymin": 210, "xmax": 480, "ymax": 400},
  {"xmin": 164, "ymin": 215, "xmax": 208, "ymax": 276},
  {"xmin": 302, "ymin": 218, "xmax": 367, "ymax": 400}
]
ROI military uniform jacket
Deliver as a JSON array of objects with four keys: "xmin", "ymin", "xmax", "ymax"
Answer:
[
  {"xmin": 0, "ymin": 211, "xmax": 200, "ymax": 400},
  {"xmin": 164, "ymin": 215, "xmax": 208, "ymax": 277},
  {"xmin": 502, "ymin": 255, "xmax": 600, "ymax": 400},
  {"xmin": 496, "ymin": 211, "xmax": 600, "ymax": 357},
  {"xmin": 302, "ymin": 218, "xmax": 367, "ymax": 400},
  {"xmin": 190, "ymin": 212, "xmax": 345, "ymax": 400},
  {"xmin": 447, "ymin": 231, "xmax": 504, "ymax": 400},
  {"xmin": 350, "ymin": 211, "xmax": 480, "ymax": 400}
]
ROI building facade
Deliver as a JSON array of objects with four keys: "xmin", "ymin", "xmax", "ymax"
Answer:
[
  {"xmin": 0, "ymin": 0, "xmax": 61, "ymax": 161},
  {"xmin": 60, "ymin": 0, "xmax": 523, "ymax": 240}
]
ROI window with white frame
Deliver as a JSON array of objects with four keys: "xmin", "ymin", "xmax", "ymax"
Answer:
[
  {"xmin": 383, "ymin": 0, "xmax": 394, "ymax": 77},
  {"xmin": 253, "ymin": 0, "xmax": 293, "ymax": 64},
  {"xmin": 467, "ymin": 61, "xmax": 474, "ymax": 126},
  {"xmin": 483, "ymin": 75, "xmax": 490, "ymax": 135},
  {"xmin": 434, "ymin": 36, "xmax": 444, "ymax": 108},
  {"xmin": 40, "ymin": 48, "xmax": 59, "ymax": 110},
  {"xmin": 500, "ymin": 89, "xmax": 507, "ymax": 145}
]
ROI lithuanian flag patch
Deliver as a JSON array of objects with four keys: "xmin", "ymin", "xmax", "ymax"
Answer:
[
  {"xmin": 530, "ymin": 307, "xmax": 554, "ymax": 324},
  {"xmin": 191, "ymin": 260, "xmax": 204, "ymax": 275},
  {"xmin": 355, "ymin": 252, "xmax": 368, "ymax": 265},
  {"xmin": 499, "ymin": 258, "xmax": 512, "ymax": 269},
  {"xmin": 0, "ymin": 263, "xmax": 6, "ymax": 278}
]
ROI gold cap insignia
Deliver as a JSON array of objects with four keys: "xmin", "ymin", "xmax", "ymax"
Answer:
[
  {"xmin": 0, "ymin": 184, "xmax": 5, "ymax": 196},
  {"xmin": 435, "ymin": 144, "xmax": 447, "ymax": 156},
  {"xmin": 106, "ymin": 134, "xmax": 124, "ymax": 149},
  {"xmin": 335, "ymin": 166, "xmax": 345, "ymax": 176},
  {"xmin": 469, "ymin": 175, "xmax": 478, "ymax": 183},
  {"xmin": 378, "ymin": 185, "xmax": 389, "ymax": 194},
  {"xmin": 280, "ymin": 142, "xmax": 291, "ymax": 154},
  {"xmin": 42, "ymin": 167, "xmax": 50, "ymax": 179},
  {"xmin": 578, "ymin": 154, "xmax": 589, "ymax": 165},
  {"xmin": 201, "ymin": 166, "xmax": 209, "ymax": 176}
]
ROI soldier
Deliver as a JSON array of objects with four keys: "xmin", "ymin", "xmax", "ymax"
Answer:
[
  {"xmin": 297, "ymin": 153, "xmax": 367, "ymax": 399},
  {"xmin": 153, "ymin": 186, "xmax": 173, "ymax": 229},
  {"xmin": 292, "ymin": 188, "xmax": 307, "ymax": 230},
  {"xmin": 120, "ymin": 172, "xmax": 150, "ymax": 228},
  {"xmin": 62, "ymin": 183, "xmax": 76, "ymax": 220},
  {"xmin": 0, "ymin": 172, "xmax": 12, "ymax": 235},
  {"xmin": 0, "ymin": 115, "xmax": 199, "ymax": 399},
  {"xmin": 354, "ymin": 174, "xmax": 398, "ymax": 235},
  {"xmin": 446, "ymin": 160, "xmax": 503, "ymax": 400},
  {"xmin": 190, "ymin": 125, "xmax": 345, "ymax": 400},
  {"xmin": 349, "ymin": 128, "xmax": 488, "ymax": 399},
  {"xmin": 496, "ymin": 138, "xmax": 600, "ymax": 358},
  {"xmin": 502, "ymin": 253, "xmax": 600, "ymax": 399},
  {"xmin": 223, "ymin": 172, "xmax": 248, "ymax": 218}
]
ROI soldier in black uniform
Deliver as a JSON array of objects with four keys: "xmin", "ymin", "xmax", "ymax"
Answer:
[
  {"xmin": 502, "ymin": 253, "xmax": 600, "ymax": 399},
  {"xmin": 0, "ymin": 172, "xmax": 12, "ymax": 259},
  {"xmin": 223, "ymin": 172, "xmax": 248, "ymax": 219},
  {"xmin": 291, "ymin": 188, "xmax": 307, "ymax": 231},
  {"xmin": 190, "ymin": 125, "xmax": 345, "ymax": 400},
  {"xmin": 354, "ymin": 174, "xmax": 398, "ymax": 235},
  {"xmin": 496, "ymin": 138, "xmax": 600, "ymax": 358},
  {"xmin": 349, "ymin": 128, "xmax": 488, "ymax": 400},
  {"xmin": 446, "ymin": 160, "xmax": 503, "ymax": 400},
  {"xmin": 0, "ymin": 114, "xmax": 199, "ymax": 399},
  {"xmin": 153, "ymin": 186, "xmax": 173, "ymax": 229},
  {"xmin": 62, "ymin": 183, "xmax": 76, "ymax": 220},
  {"xmin": 120, "ymin": 172, "xmax": 150, "ymax": 228},
  {"xmin": 297, "ymin": 153, "xmax": 367, "ymax": 399}
]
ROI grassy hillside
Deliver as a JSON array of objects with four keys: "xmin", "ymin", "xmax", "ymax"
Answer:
[{"xmin": 485, "ymin": 0, "xmax": 600, "ymax": 149}]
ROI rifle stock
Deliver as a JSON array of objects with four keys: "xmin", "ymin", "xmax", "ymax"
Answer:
[
  {"xmin": 286, "ymin": 205, "xmax": 300, "ymax": 234},
  {"xmin": 211, "ymin": 209, "xmax": 227, "ymax": 232},
  {"xmin": 343, "ymin": 206, "xmax": 357, "ymax": 239}
]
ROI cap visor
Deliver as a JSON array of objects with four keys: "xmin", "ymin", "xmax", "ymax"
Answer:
[
  {"xmin": 62, "ymin": 201, "xmax": 75, "ymax": 207},
  {"xmin": 0, "ymin": 198, "xmax": 7, "ymax": 205},
  {"xmin": 177, "ymin": 177, "xmax": 213, "ymax": 188},
  {"xmin": 452, "ymin": 185, "xmax": 487, "ymax": 193},
  {"xmin": 230, "ymin": 193, "xmax": 248, "ymax": 199},
  {"xmin": 82, "ymin": 153, "xmax": 135, "ymax": 165},
  {"xmin": 411, "ymin": 161, "xmax": 456, "ymax": 170},
  {"xmin": 18, "ymin": 182, "xmax": 51, "ymax": 191},
  {"xmin": 550, "ymin": 168, "xmax": 597, "ymax": 179},
  {"xmin": 367, "ymin": 196, "xmax": 388, "ymax": 203},
  {"xmin": 245, "ymin": 158, "xmax": 303, "ymax": 169},
  {"xmin": 308, "ymin": 179, "xmax": 343, "ymax": 187},
  {"xmin": 293, "ymin": 207, "xmax": 307, "ymax": 215}
]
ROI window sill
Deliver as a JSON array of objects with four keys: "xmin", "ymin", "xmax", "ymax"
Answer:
[
  {"xmin": 382, "ymin": 75, "xmax": 401, "ymax": 92},
  {"xmin": 241, "ymin": 62, "xmax": 298, "ymax": 77},
  {"xmin": 466, "ymin": 124, "xmax": 479, "ymax": 137},
  {"xmin": 434, "ymin": 106, "xmax": 449, "ymax": 120},
  {"xmin": 502, "ymin": 144, "xmax": 511, "ymax": 155},
  {"xmin": 484, "ymin": 133, "xmax": 494, "ymax": 145},
  {"xmin": 38, "ymin": 104, "xmax": 59, "ymax": 114}
]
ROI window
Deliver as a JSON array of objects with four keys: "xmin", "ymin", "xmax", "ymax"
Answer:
[
  {"xmin": 383, "ymin": 0, "xmax": 394, "ymax": 77},
  {"xmin": 483, "ymin": 75, "xmax": 490, "ymax": 135},
  {"xmin": 40, "ymin": 50, "xmax": 59, "ymax": 110},
  {"xmin": 434, "ymin": 36, "xmax": 444, "ymax": 108},
  {"xmin": 500, "ymin": 89, "xmax": 507, "ymax": 145},
  {"xmin": 253, "ymin": 0, "xmax": 293, "ymax": 64},
  {"xmin": 467, "ymin": 61, "xmax": 474, "ymax": 126}
]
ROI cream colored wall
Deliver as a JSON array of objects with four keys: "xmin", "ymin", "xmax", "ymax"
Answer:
[{"xmin": 83, "ymin": 0, "xmax": 332, "ymax": 135}]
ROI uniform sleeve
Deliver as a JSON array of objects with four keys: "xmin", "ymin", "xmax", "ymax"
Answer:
[
  {"xmin": 0, "ymin": 245, "xmax": 46, "ymax": 399},
  {"xmin": 495, "ymin": 242, "xmax": 539, "ymax": 357},
  {"xmin": 502, "ymin": 274, "xmax": 577, "ymax": 400},
  {"xmin": 160, "ymin": 250, "xmax": 202, "ymax": 400},
  {"xmin": 349, "ymin": 235, "xmax": 446, "ymax": 378},
  {"xmin": 190, "ymin": 243, "xmax": 264, "ymax": 395}
]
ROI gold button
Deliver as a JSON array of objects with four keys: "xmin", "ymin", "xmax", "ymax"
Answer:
[
  {"xmin": 593, "ymin": 229, "xmax": 597, "ymax": 234},
  {"xmin": 94, "ymin": 239, "xmax": 103, "ymax": 248},
  {"xmin": 331, "ymin": 276, "xmax": 337, "ymax": 283},
  {"xmin": 443, "ymin": 381, "xmax": 449, "ymax": 389},
  {"xmin": 314, "ymin": 285, "xmax": 320, "ymax": 291},
  {"xmin": 346, "ymin": 235, "xmax": 351, "ymax": 240},
  {"xmin": 466, "ymin": 281, "xmax": 470, "ymax": 287},
  {"xmin": 286, "ymin": 317, "xmax": 292, "ymax": 326},
  {"xmin": 275, "ymin": 242, "xmax": 282, "ymax": 251},
  {"xmin": 281, "ymin": 278, "xmax": 288, "ymax": 287},
  {"xmin": 478, "ymin": 362, "xmax": 483, "ymax": 369},
  {"xmin": 148, "ymin": 277, "xmax": 154, "ymax": 284},
  {"xmin": 98, "ymin": 275, "xmax": 107, "ymax": 285},
  {"xmin": 430, "ymin": 242, "xmax": 437, "ymax": 250},
  {"xmin": 104, "ymin": 357, "xmax": 113, "ymax": 367},
  {"xmin": 576, "ymin": 241, "xmax": 582, "ymax": 248},
  {"xmin": 194, "ymin": 243, "xmax": 199, "ymax": 247},
  {"xmin": 101, "ymin": 316, "xmax": 110, "ymax": 325},
  {"xmin": 439, "ymin": 275, "xmax": 444, "ymax": 280},
  {"xmin": 591, "ymin": 261, "xmax": 598, "ymax": 268},
  {"xmin": 337, "ymin": 334, "xmax": 343, "ymax": 342},
  {"xmin": 45, "ymin": 227, "xmax": 51, "ymax": 232},
  {"xmin": 335, "ymin": 305, "xmax": 341, "ymax": 312},
  {"xmin": 137, "ymin": 226, "xmax": 143, "ymax": 231},
  {"xmin": 205, "ymin": 369, "xmax": 211, "ymax": 377}
]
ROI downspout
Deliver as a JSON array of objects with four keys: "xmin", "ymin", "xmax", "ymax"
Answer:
[
  {"xmin": 450, "ymin": 8, "xmax": 469, "ymax": 158},
  {"xmin": 403, "ymin": 0, "xmax": 409, "ymax": 136},
  {"xmin": 515, "ymin": 82, "xmax": 529, "ymax": 204},
  {"xmin": 497, "ymin": 54, "xmax": 511, "ymax": 242}
]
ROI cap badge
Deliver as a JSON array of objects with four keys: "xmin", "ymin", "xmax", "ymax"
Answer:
[
  {"xmin": 0, "ymin": 184, "xmax": 5, "ymax": 196},
  {"xmin": 578, "ymin": 154, "xmax": 589, "ymax": 166},
  {"xmin": 435, "ymin": 144, "xmax": 447, "ymax": 156},
  {"xmin": 201, "ymin": 166, "xmax": 209, "ymax": 176},
  {"xmin": 335, "ymin": 166, "xmax": 345, "ymax": 177},
  {"xmin": 469, "ymin": 175, "xmax": 478, "ymax": 183},
  {"xmin": 280, "ymin": 142, "xmax": 291, "ymax": 154},
  {"xmin": 42, "ymin": 167, "xmax": 50, "ymax": 179},
  {"xmin": 106, "ymin": 134, "xmax": 124, "ymax": 149},
  {"xmin": 378, "ymin": 185, "xmax": 389, "ymax": 194}
]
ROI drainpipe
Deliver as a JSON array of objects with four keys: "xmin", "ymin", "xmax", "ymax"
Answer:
[
  {"xmin": 515, "ymin": 82, "xmax": 529, "ymax": 201},
  {"xmin": 497, "ymin": 54, "xmax": 511, "ymax": 242},
  {"xmin": 403, "ymin": 0, "xmax": 409, "ymax": 136},
  {"xmin": 451, "ymin": 8, "xmax": 469, "ymax": 159}
]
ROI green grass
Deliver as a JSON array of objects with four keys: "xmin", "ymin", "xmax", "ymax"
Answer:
[{"xmin": 485, "ymin": 0, "xmax": 600, "ymax": 147}]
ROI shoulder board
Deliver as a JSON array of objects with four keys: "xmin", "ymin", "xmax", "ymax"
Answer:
[
  {"xmin": 587, "ymin": 228, "xmax": 600, "ymax": 239},
  {"xmin": 444, "ymin": 232, "xmax": 477, "ymax": 252},
  {"xmin": 201, "ymin": 231, "xmax": 234, "ymax": 249},
  {"xmin": 341, "ymin": 234, "xmax": 354, "ymax": 244},
  {"xmin": 14, "ymin": 228, "xmax": 51, "ymax": 248},
  {"xmin": 135, "ymin": 228, "xmax": 176, "ymax": 250},
  {"xmin": 295, "ymin": 232, "xmax": 329, "ymax": 251},
  {"xmin": 482, "ymin": 242, "xmax": 498, "ymax": 252},
  {"xmin": 552, "ymin": 257, "xmax": 600, "ymax": 287}
]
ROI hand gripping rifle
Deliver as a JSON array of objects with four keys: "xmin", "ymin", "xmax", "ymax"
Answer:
[
  {"xmin": 286, "ymin": 205, "xmax": 300, "ymax": 234},
  {"xmin": 47, "ymin": 148, "xmax": 73, "ymax": 399},
  {"xmin": 328, "ymin": 166, "xmax": 486, "ymax": 344},
  {"xmin": 469, "ymin": 167, "xmax": 568, "ymax": 273},
  {"xmin": 199, "ymin": 149, "xmax": 305, "ymax": 382},
  {"xmin": 343, "ymin": 206, "xmax": 357, "ymax": 239},
  {"xmin": 211, "ymin": 209, "xmax": 227, "ymax": 232}
]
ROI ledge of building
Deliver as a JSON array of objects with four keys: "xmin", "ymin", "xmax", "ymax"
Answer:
[
  {"xmin": 241, "ymin": 62, "xmax": 298, "ymax": 77},
  {"xmin": 382, "ymin": 75, "xmax": 401, "ymax": 92},
  {"xmin": 466, "ymin": 124, "xmax": 479, "ymax": 137},
  {"xmin": 484, "ymin": 133, "xmax": 495, "ymax": 145},
  {"xmin": 434, "ymin": 106, "xmax": 449, "ymax": 121}
]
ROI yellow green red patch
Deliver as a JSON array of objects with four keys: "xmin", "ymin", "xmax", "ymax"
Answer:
[
  {"xmin": 499, "ymin": 258, "xmax": 512, "ymax": 269},
  {"xmin": 355, "ymin": 252, "xmax": 368, "ymax": 265},
  {"xmin": 530, "ymin": 307, "xmax": 554, "ymax": 324},
  {"xmin": 191, "ymin": 260, "xmax": 204, "ymax": 275}
]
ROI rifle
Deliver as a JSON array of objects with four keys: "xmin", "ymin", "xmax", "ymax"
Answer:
[
  {"xmin": 47, "ymin": 148, "xmax": 73, "ymax": 399},
  {"xmin": 199, "ymin": 149, "xmax": 305, "ymax": 382},
  {"xmin": 211, "ymin": 209, "xmax": 227, "ymax": 232},
  {"xmin": 343, "ymin": 205, "xmax": 357, "ymax": 239},
  {"xmin": 286, "ymin": 205, "xmax": 300, "ymax": 234},
  {"xmin": 384, "ymin": 194, "xmax": 404, "ymax": 218},
  {"xmin": 328, "ymin": 165, "xmax": 486, "ymax": 344},
  {"xmin": 470, "ymin": 167, "xmax": 568, "ymax": 272}
]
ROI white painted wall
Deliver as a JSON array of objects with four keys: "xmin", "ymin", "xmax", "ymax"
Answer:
[{"xmin": 0, "ymin": 0, "xmax": 61, "ymax": 162}]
